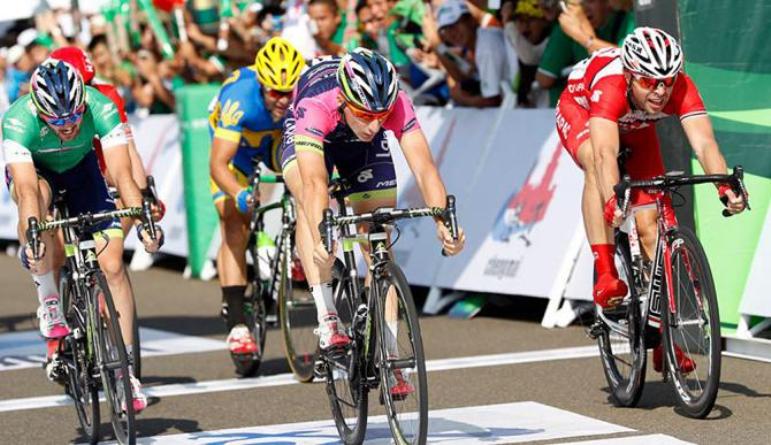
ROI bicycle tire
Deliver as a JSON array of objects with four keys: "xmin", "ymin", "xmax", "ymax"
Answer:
[
  {"xmin": 661, "ymin": 227, "xmax": 721, "ymax": 418},
  {"xmin": 279, "ymin": 234, "xmax": 323, "ymax": 382},
  {"xmin": 375, "ymin": 262, "xmax": 428, "ymax": 445},
  {"xmin": 597, "ymin": 235, "xmax": 647, "ymax": 408},
  {"xmin": 64, "ymin": 290, "xmax": 100, "ymax": 444},
  {"xmin": 91, "ymin": 271, "xmax": 136, "ymax": 445},
  {"xmin": 125, "ymin": 271, "xmax": 142, "ymax": 380},
  {"xmin": 326, "ymin": 260, "xmax": 368, "ymax": 445}
]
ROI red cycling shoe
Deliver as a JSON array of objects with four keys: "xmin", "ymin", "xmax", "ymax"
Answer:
[{"xmin": 593, "ymin": 273, "xmax": 629, "ymax": 309}]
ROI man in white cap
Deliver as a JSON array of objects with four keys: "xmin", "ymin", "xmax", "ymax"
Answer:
[{"xmin": 431, "ymin": 0, "xmax": 513, "ymax": 107}]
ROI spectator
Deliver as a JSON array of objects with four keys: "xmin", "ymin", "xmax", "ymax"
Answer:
[
  {"xmin": 307, "ymin": 0, "xmax": 346, "ymax": 56},
  {"xmin": 5, "ymin": 45, "xmax": 33, "ymax": 102},
  {"xmin": 536, "ymin": 0, "xmax": 634, "ymax": 106},
  {"xmin": 348, "ymin": 0, "xmax": 379, "ymax": 50},
  {"xmin": 502, "ymin": 0, "xmax": 553, "ymax": 107},
  {"xmin": 433, "ymin": 0, "xmax": 512, "ymax": 108},
  {"xmin": 87, "ymin": 34, "xmax": 133, "ymax": 96},
  {"xmin": 367, "ymin": 0, "xmax": 413, "ymax": 69},
  {"xmin": 130, "ymin": 24, "xmax": 178, "ymax": 114}
]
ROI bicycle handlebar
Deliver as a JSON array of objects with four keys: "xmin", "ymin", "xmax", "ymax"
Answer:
[
  {"xmin": 614, "ymin": 165, "xmax": 750, "ymax": 218},
  {"xmin": 319, "ymin": 195, "xmax": 459, "ymax": 256}
]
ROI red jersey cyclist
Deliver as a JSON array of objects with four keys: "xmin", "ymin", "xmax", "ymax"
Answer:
[{"xmin": 556, "ymin": 27, "xmax": 746, "ymax": 372}]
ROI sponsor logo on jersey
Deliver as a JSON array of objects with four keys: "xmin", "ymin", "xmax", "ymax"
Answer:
[
  {"xmin": 591, "ymin": 90, "xmax": 603, "ymax": 103},
  {"xmin": 357, "ymin": 169, "xmax": 374, "ymax": 183},
  {"xmin": 101, "ymin": 102, "xmax": 118, "ymax": 119},
  {"xmin": 375, "ymin": 179, "xmax": 396, "ymax": 188},
  {"xmin": 4, "ymin": 117, "xmax": 26, "ymax": 133},
  {"xmin": 39, "ymin": 126, "xmax": 49, "ymax": 138}
]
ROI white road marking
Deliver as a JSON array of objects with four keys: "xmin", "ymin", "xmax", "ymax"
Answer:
[
  {"xmin": 0, "ymin": 344, "xmax": 599, "ymax": 413},
  {"xmin": 561, "ymin": 434, "xmax": 694, "ymax": 444},
  {"xmin": 0, "ymin": 328, "xmax": 226, "ymax": 372},
  {"xmin": 96, "ymin": 401, "xmax": 634, "ymax": 445}
]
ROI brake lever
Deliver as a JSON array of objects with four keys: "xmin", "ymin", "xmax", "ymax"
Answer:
[
  {"xmin": 613, "ymin": 175, "xmax": 631, "ymax": 217},
  {"xmin": 722, "ymin": 166, "xmax": 750, "ymax": 217},
  {"xmin": 26, "ymin": 217, "xmax": 40, "ymax": 260},
  {"xmin": 441, "ymin": 195, "xmax": 458, "ymax": 257},
  {"xmin": 320, "ymin": 209, "xmax": 334, "ymax": 254}
]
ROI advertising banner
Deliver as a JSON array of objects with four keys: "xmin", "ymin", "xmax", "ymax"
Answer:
[
  {"xmin": 437, "ymin": 119, "xmax": 584, "ymax": 296},
  {"xmin": 393, "ymin": 107, "xmax": 503, "ymax": 286},
  {"xmin": 127, "ymin": 114, "xmax": 188, "ymax": 257},
  {"xmin": 679, "ymin": 0, "xmax": 771, "ymax": 331}
]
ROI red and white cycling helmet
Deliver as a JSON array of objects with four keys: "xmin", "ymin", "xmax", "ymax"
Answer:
[
  {"xmin": 621, "ymin": 27, "xmax": 683, "ymax": 79},
  {"xmin": 50, "ymin": 46, "xmax": 96, "ymax": 84}
]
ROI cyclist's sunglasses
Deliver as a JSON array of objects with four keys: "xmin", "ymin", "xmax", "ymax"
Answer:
[
  {"xmin": 633, "ymin": 73, "xmax": 678, "ymax": 90},
  {"xmin": 346, "ymin": 103, "xmax": 390, "ymax": 122},
  {"xmin": 41, "ymin": 106, "xmax": 85, "ymax": 127},
  {"xmin": 266, "ymin": 88, "xmax": 292, "ymax": 100}
]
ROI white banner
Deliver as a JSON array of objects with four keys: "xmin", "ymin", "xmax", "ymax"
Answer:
[
  {"xmin": 739, "ymin": 206, "xmax": 771, "ymax": 318},
  {"xmin": 127, "ymin": 114, "xmax": 189, "ymax": 257}
]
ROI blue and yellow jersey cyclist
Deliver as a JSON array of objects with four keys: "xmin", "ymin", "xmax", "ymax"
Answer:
[{"xmin": 208, "ymin": 37, "xmax": 306, "ymax": 355}]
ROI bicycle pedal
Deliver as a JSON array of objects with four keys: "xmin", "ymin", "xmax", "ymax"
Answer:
[
  {"xmin": 587, "ymin": 321, "xmax": 606, "ymax": 340},
  {"xmin": 313, "ymin": 358, "xmax": 326, "ymax": 381}
]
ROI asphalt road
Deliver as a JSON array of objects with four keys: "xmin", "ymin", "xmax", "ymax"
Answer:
[{"xmin": 0, "ymin": 253, "xmax": 769, "ymax": 444}]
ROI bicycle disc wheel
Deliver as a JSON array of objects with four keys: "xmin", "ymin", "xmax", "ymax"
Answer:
[
  {"xmin": 325, "ymin": 261, "xmax": 368, "ymax": 445},
  {"xmin": 375, "ymin": 263, "xmax": 428, "ymax": 445},
  {"xmin": 662, "ymin": 227, "xmax": 721, "ymax": 418},
  {"xmin": 91, "ymin": 271, "xmax": 136, "ymax": 445},
  {"xmin": 279, "ymin": 236, "xmax": 324, "ymax": 382},
  {"xmin": 597, "ymin": 236, "xmax": 646, "ymax": 407}
]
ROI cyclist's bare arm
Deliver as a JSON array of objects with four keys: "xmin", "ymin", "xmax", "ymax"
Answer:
[
  {"xmin": 8, "ymin": 161, "xmax": 42, "ymax": 243},
  {"xmin": 400, "ymin": 130, "xmax": 447, "ymax": 211},
  {"xmin": 127, "ymin": 138, "xmax": 148, "ymax": 190},
  {"xmin": 681, "ymin": 115, "xmax": 728, "ymax": 175},
  {"xmin": 209, "ymin": 136, "xmax": 242, "ymax": 199},
  {"xmin": 297, "ymin": 147, "xmax": 330, "ymax": 245},
  {"xmin": 589, "ymin": 117, "xmax": 621, "ymax": 202},
  {"xmin": 103, "ymin": 143, "xmax": 143, "ymax": 208},
  {"xmin": 400, "ymin": 130, "xmax": 465, "ymax": 255}
]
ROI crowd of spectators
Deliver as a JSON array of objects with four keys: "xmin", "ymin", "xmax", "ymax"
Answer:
[{"xmin": 0, "ymin": 0, "xmax": 636, "ymax": 115}]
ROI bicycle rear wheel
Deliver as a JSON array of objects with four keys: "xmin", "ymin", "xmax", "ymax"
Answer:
[
  {"xmin": 325, "ymin": 261, "xmax": 368, "ymax": 445},
  {"xmin": 596, "ymin": 236, "xmax": 646, "ymax": 407},
  {"xmin": 662, "ymin": 227, "xmax": 721, "ymax": 418},
  {"xmin": 279, "ymin": 235, "xmax": 322, "ymax": 382},
  {"xmin": 375, "ymin": 263, "xmax": 428, "ymax": 445},
  {"xmin": 231, "ymin": 279, "xmax": 267, "ymax": 377},
  {"xmin": 91, "ymin": 271, "xmax": 136, "ymax": 445}
]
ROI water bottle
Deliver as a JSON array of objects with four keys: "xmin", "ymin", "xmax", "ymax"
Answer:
[{"xmin": 256, "ymin": 231, "xmax": 276, "ymax": 281}]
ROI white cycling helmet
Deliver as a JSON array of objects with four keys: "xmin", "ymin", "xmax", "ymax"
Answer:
[{"xmin": 621, "ymin": 27, "xmax": 683, "ymax": 79}]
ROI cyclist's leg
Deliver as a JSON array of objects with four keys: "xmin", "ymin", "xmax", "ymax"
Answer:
[
  {"xmin": 213, "ymin": 176, "xmax": 251, "ymax": 331},
  {"xmin": 557, "ymin": 97, "xmax": 622, "ymax": 306}
]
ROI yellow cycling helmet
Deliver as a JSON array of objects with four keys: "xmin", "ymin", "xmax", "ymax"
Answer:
[{"xmin": 254, "ymin": 37, "xmax": 305, "ymax": 92}]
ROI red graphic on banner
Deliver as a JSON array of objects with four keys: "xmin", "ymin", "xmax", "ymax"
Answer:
[{"xmin": 492, "ymin": 142, "xmax": 562, "ymax": 245}]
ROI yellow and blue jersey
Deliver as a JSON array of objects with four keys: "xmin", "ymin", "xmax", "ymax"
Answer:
[{"xmin": 209, "ymin": 66, "xmax": 283, "ymax": 174}]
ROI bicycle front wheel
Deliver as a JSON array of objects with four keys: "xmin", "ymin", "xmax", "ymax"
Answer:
[
  {"xmin": 326, "ymin": 260, "xmax": 368, "ymax": 445},
  {"xmin": 596, "ymin": 236, "xmax": 646, "ymax": 408},
  {"xmin": 279, "ymin": 235, "xmax": 321, "ymax": 382},
  {"xmin": 662, "ymin": 227, "xmax": 721, "ymax": 418},
  {"xmin": 91, "ymin": 271, "xmax": 136, "ymax": 445},
  {"xmin": 376, "ymin": 263, "xmax": 428, "ymax": 445},
  {"xmin": 65, "ymin": 328, "xmax": 100, "ymax": 443}
]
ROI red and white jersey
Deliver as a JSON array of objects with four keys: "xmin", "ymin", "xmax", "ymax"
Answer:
[{"xmin": 563, "ymin": 48, "xmax": 707, "ymax": 133}]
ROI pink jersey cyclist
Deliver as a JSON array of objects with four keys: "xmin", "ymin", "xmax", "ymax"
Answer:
[
  {"xmin": 556, "ymin": 47, "xmax": 706, "ymax": 182},
  {"xmin": 281, "ymin": 58, "xmax": 420, "ymax": 201}
]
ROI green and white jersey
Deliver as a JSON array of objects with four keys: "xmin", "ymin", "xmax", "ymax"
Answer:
[{"xmin": 2, "ymin": 86, "xmax": 127, "ymax": 173}]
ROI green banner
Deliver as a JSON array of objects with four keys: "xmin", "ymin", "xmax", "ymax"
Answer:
[
  {"xmin": 175, "ymin": 84, "xmax": 220, "ymax": 278},
  {"xmin": 679, "ymin": 0, "xmax": 771, "ymax": 332}
]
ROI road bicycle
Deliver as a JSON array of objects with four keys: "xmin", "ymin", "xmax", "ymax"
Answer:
[
  {"xmin": 318, "ymin": 180, "xmax": 458, "ymax": 445},
  {"xmin": 589, "ymin": 165, "xmax": 749, "ymax": 418},
  {"xmin": 29, "ymin": 192, "xmax": 158, "ymax": 444},
  {"xmin": 222, "ymin": 162, "xmax": 317, "ymax": 380}
]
